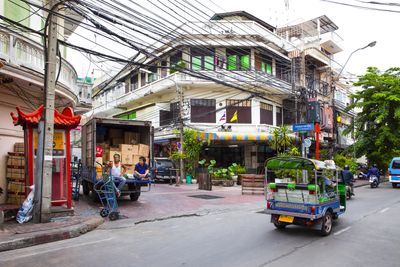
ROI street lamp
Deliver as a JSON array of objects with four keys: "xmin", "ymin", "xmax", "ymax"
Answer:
[{"xmin": 337, "ymin": 41, "xmax": 376, "ymax": 78}]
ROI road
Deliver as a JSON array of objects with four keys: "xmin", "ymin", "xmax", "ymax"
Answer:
[{"xmin": 1, "ymin": 183, "xmax": 399, "ymax": 267}]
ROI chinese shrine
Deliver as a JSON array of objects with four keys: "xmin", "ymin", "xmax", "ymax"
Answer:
[{"xmin": 10, "ymin": 105, "xmax": 81, "ymax": 209}]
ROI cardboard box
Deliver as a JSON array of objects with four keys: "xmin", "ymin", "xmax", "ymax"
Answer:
[
  {"xmin": 138, "ymin": 144, "xmax": 150, "ymax": 157},
  {"xmin": 7, "ymin": 156, "xmax": 25, "ymax": 167},
  {"xmin": 14, "ymin": 143, "xmax": 24, "ymax": 153},
  {"xmin": 105, "ymin": 149, "xmax": 121, "ymax": 162},
  {"xmin": 124, "ymin": 164, "xmax": 134, "ymax": 175},
  {"xmin": 109, "ymin": 129, "xmax": 123, "ymax": 138},
  {"xmin": 124, "ymin": 132, "xmax": 140, "ymax": 145},
  {"xmin": 7, "ymin": 181, "xmax": 24, "ymax": 192},
  {"xmin": 120, "ymin": 144, "xmax": 135, "ymax": 164},
  {"xmin": 7, "ymin": 167, "xmax": 25, "ymax": 180},
  {"xmin": 132, "ymin": 155, "xmax": 141, "ymax": 165}
]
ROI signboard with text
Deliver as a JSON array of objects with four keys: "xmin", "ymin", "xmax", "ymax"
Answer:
[
  {"xmin": 292, "ymin": 123, "xmax": 314, "ymax": 132},
  {"xmin": 33, "ymin": 130, "xmax": 66, "ymax": 157}
]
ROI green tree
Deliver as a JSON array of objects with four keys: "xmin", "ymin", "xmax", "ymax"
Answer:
[
  {"xmin": 271, "ymin": 125, "xmax": 293, "ymax": 153},
  {"xmin": 345, "ymin": 67, "xmax": 400, "ymax": 167}
]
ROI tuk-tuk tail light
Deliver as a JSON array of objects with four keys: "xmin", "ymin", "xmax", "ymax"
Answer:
[
  {"xmin": 271, "ymin": 188, "xmax": 278, "ymax": 193},
  {"xmin": 309, "ymin": 190, "xmax": 315, "ymax": 195},
  {"xmin": 311, "ymin": 206, "xmax": 315, "ymax": 215}
]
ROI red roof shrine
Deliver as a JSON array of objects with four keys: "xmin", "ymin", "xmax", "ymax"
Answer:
[{"xmin": 10, "ymin": 105, "xmax": 81, "ymax": 129}]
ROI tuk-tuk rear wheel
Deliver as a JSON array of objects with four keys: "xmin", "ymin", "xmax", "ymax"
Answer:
[
  {"xmin": 273, "ymin": 221, "xmax": 287, "ymax": 229},
  {"xmin": 320, "ymin": 211, "xmax": 333, "ymax": 236}
]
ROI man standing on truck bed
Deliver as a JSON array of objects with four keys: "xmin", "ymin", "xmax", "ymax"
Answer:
[
  {"xmin": 107, "ymin": 154, "xmax": 127, "ymax": 197},
  {"xmin": 134, "ymin": 156, "xmax": 150, "ymax": 180}
]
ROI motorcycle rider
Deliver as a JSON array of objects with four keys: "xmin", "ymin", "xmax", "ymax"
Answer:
[
  {"xmin": 366, "ymin": 164, "xmax": 381, "ymax": 183},
  {"xmin": 342, "ymin": 165, "xmax": 355, "ymax": 196}
]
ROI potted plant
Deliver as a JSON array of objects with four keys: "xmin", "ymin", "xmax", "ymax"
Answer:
[
  {"xmin": 236, "ymin": 165, "xmax": 247, "ymax": 185},
  {"xmin": 186, "ymin": 163, "xmax": 194, "ymax": 184},
  {"xmin": 228, "ymin": 163, "xmax": 239, "ymax": 183}
]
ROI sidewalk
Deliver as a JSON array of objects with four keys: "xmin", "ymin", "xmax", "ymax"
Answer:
[
  {"xmin": 76, "ymin": 183, "xmax": 264, "ymax": 228},
  {"xmin": 0, "ymin": 215, "xmax": 104, "ymax": 252},
  {"xmin": 0, "ymin": 183, "xmax": 262, "ymax": 251}
]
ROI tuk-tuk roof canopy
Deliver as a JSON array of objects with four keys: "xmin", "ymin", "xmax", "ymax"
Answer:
[
  {"xmin": 266, "ymin": 157, "xmax": 336, "ymax": 171},
  {"xmin": 10, "ymin": 105, "xmax": 81, "ymax": 129}
]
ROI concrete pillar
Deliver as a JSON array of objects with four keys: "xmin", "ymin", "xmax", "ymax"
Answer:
[
  {"xmin": 272, "ymin": 58, "xmax": 276, "ymax": 76},
  {"xmin": 252, "ymin": 99, "xmax": 260, "ymax": 125},
  {"xmin": 251, "ymin": 48, "xmax": 255, "ymax": 70}
]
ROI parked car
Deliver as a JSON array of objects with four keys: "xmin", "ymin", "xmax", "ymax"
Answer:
[{"xmin": 154, "ymin": 158, "xmax": 176, "ymax": 182}]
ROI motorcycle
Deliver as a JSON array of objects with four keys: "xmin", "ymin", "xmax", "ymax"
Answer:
[
  {"xmin": 369, "ymin": 175, "xmax": 379, "ymax": 188},
  {"xmin": 346, "ymin": 179, "xmax": 355, "ymax": 200}
]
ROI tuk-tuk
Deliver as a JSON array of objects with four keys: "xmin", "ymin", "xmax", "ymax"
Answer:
[{"xmin": 264, "ymin": 157, "xmax": 347, "ymax": 236}]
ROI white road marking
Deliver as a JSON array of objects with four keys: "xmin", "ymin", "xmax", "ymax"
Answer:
[
  {"xmin": 380, "ymin": 207, "xmax": 390, "ymax": 213},
  {"xmin": 0, "ymin": 237, "xmax": 114, "ymax": 262},
  {"xmin": 334, "ymin": 226, "xmax": 351, "ymax": 236}
]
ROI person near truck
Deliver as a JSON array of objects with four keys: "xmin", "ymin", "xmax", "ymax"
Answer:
[
  {"xmin": 108, "ymin": 153, "xmax": 126, "ymax": 197},
  {"xmin": 134, "ymin": 156, "xmax": 150, "ymax": 179}
]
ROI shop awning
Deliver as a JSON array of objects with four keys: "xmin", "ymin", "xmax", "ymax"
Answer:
[{"xmin": 195, "ymin": 132, "xmax": 298, "ymax": 142}]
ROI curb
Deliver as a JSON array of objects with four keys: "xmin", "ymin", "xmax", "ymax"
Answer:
[
  {"xmin": 354, "ymin": 179, "xmax": 389, "ymax": 188},
  {"xmin": 0, "ymin": 217, "xmax": 104, "ymax": 252}
]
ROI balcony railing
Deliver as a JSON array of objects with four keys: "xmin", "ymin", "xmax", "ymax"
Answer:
[
  {"xmin": 180, "ymin": 21, "xmax": 296, "ymax": 52},
  {"xmin": 0, "ymin": 29, "xmax": 79, "ymax": 102},
  {"xmin": 306, "ymin": 77, "xmax": 330, "ymax": 97}
]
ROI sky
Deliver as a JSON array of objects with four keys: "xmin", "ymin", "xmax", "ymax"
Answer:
[{"xmin": 67, "ymin": 0, "xmax": 400, "ymax": 79}]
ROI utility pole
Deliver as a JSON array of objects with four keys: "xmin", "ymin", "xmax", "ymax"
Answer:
[
  {"xmin": 176, "ymin": 79, "xmax": 184, "ymax": 186},
  {"xmin": 33, "ymin": 0, "xmax": 59, "ymax": 222}
]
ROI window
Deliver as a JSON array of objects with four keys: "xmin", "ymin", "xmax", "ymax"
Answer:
[
  {"xmin": 276, "ymin": 106, "xmax": 283, "ymax": 126},
  {"xmin": 392, "ymin": 160, "xmax": 400, "ymax": 169},
  {"xmin": 170, "ymin": 52, "xmax": 183, "ymax": 74},
  {"xmin": 260, "ymin": 102, "xmax": 273, "ymax": 125},
  {"xmin": 140, "ymin": 72, "xmax": 146, "ymax": 87},
  {"xmin": 159, "ymin": 102, "xmax": 180, "ymax": 126},
  {"xmin": 255, "ymin": 53, "xmax": 272, "ymax": 74},
  {"xmin": 116, "ymin": 111, "xmax": 136, "ymax": 120},
  {"xmin": 226, "ymin": 99, "xmax": 252, "ymax": 123},
  {"xmin": 161, "ymin": 61, "xmax": 168, "ymax": 78},
  {"xmin": 226, "ymin": 48, "xmax": 251, "ymax": 71},
  {"xmin": 276, "ymin": 62, "xmax": 291, "ymax": 82},
  {"xmin": 190, "ymin": 99, "xmax": 216, "ymax": 123},
  {"xmin": 148, "ymin": 65, "xmax": 158, "ymax": 83},
  {"xmin": 190, "ymin": 48, "xmax": 215, "ymax": 71},
  {"xmin": 131, "ymin": 74, "xmax": 138, "ymax": 90},
  {"xmin": 159, "ymin": 110, "xmax": 172, "ymax": 126}
]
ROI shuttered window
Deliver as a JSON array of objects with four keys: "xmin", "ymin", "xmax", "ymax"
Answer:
[
  {"xmin": 190, "ymin": 99, "xmax": 216, "ymax": 123},
  {"xmin": 260, "ymin": 103, "xmax": 273, "ymax": 125},
  {"xmin": 276, "ymin": 106, "xmax": 283, "ymax": 126},
  {"xmin": 226, "ymin": 99, "xmax": 252, "ymax": 123}
]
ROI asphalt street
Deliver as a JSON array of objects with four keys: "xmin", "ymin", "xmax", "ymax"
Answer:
[{"xmin": 1, "ymin": 182, "xmax": 399, "ymax": 267}]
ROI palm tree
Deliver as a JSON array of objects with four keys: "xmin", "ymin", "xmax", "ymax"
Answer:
[{"xmin": 279, "ymin": 125, "xmax": 292, "ymax": 153}]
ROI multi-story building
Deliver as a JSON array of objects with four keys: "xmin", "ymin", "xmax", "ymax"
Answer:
[
  {"xmin": 0, "ymin": 1, "xmax": 83, "ymax": 204},
  {"xmin": 91, "ymin": 11, "xmax": 351, "ymax": 169}
]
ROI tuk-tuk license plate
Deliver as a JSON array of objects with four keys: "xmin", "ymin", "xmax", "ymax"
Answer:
[{"xmin": 279, "ymin": 215, "xmax": 294, "ymax": 223}]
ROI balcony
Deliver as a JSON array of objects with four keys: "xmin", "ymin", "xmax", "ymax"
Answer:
[
  {"xmin": 306, "ymin": 77, "xmax": 330, "ymax": 97},
  {"xmin": 93, "ymin": 70, "xmax": 292, "ymax": 117},
  {"xmin": 320, "ymin": 31, "xmax": 343, "ymax": 55},
  {"xmin": 179, "ymin": 21, "xmax": 296, "ymax": 52},
  {"xmin": 0, "ymin": 28, "xmax": 80, "ymax": 106}
]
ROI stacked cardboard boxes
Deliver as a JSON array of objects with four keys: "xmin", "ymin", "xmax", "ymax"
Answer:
[
  {"xmin": 6, "ymin": 148, "xmax": 26, "ymax": 204},
  {"xmin": 124, "ymin": 132, "xmax": 140, "ymax": 145}
]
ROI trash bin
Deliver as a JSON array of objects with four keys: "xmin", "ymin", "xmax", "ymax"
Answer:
[{"xmin": 186, "ymin": 175, "xmax": 192, "ymax": 184}]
